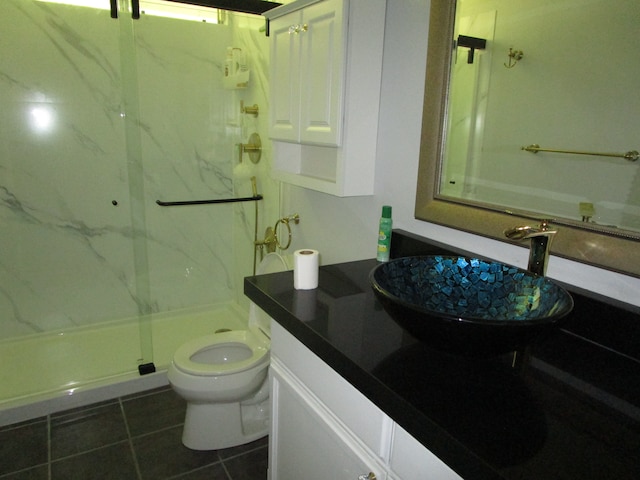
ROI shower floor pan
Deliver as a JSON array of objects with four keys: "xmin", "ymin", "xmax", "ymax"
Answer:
[{"xmin": 0, "ymin": 303, "xmax": 247, "ymax": 426}]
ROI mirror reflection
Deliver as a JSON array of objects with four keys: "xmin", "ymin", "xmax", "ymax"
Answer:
[{"xmin": 439, "ymin": 0, "xmax": 640, "ymax": 234}]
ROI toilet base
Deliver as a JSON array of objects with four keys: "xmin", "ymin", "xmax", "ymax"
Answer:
[{"xmin": 182, "ymin": 399, "xmax": 269, "ymax": 450}]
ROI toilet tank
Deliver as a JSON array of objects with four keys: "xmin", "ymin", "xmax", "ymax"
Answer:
[{"xmin": 249, "ymin": 253, "xmax": 291, "ymax": 337}]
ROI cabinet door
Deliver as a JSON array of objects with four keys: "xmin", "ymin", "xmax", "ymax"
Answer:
[
  {"xmin": 299, "ymin": 0, "xmax": 345, "ymax": 145},
  {"xmin": 389, "ymin": 424, "xmax": 462, "ymax": 480},
  {"xmin": 269, "ymin": 10, "xmax": 302, "ymax": 142},
  {"xmin": 270, "ymin": 360, "xmax": 386, "ymax": 480}
]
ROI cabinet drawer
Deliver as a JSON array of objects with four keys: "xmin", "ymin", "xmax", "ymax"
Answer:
[{"xmin": 271, "ymin": 321, "xmax": 390, "ymax": 456}]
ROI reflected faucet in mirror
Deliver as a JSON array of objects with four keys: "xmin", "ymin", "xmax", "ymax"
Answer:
[{"xmin": 504, "ymin": 221, "xmax": 557, "ymax": 276}]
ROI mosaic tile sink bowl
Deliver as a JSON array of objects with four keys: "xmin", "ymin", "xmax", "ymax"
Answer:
[{"xmin": 370, "ymin": 256, "xmax": 574, "ymax": 356}]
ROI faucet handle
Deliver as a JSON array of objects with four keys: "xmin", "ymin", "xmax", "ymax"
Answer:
[
  {"xmin": 505, "ymin": 220, "xmax": 557, "ymax": 276},
  {"xmin": 525, "ymin": 228, "xmax": 557, "ymax": 239},
  {"xmin": 531, "ymin": 220, "xmax": 557, "ymax": 237},
  {"xmin": 504, "ymin": 220, "xmax": 556, "ymax": 240},
  {"xmin": 539, "ymin": 219, "xmax": 555, "ymax": 230},
  {"xmin": 504, "ymin": 225, "xmax": 536, "ymax": 240}
]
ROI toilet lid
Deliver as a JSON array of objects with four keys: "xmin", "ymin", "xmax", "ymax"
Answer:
[
  {"xmin": 257, "ymin": 252, "xmax": 290, "ymax": 275},
  {"xmin": 173, "ymin": 330, "xmax": 269, "ymax": 376}
]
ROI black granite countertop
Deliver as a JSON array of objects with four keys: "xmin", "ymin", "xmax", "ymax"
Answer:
[{"xmin": 244, "ymin": 231, "xmax": 640, "ymax": 480}]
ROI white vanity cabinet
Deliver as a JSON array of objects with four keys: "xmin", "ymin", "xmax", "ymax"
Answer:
[
  {"xmin": 270, "ymin": 362, "xmax": 387, "ymax": 480},
  {"xmin": 264, "ymin": 0, "xmax": 386, "ymax": 196},
  {"xmin": 269, "ymin": 321, "xmax": 463, "ymax": 480}
]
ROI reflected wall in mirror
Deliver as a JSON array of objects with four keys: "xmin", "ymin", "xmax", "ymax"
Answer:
[{"xmin": 415, "ymin": 0, "xmax": 640, "ymax": 278}]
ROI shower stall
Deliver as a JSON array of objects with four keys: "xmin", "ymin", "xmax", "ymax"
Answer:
[{"xmin": 0, "ymin": 0, "xmax": 278, "ymax": 422}]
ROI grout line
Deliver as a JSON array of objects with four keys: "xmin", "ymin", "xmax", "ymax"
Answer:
[
  {"xmin": 220, "ymin": 443, "xmax": 269, "ymax": 462},
  {"xmin": 0, "ymin": 464, "xmax": 48, "ymax": 480},
  {"xmin": 163, "ymin": 460, "xmax": 227, "ymax": 480},
  {"xmin": 121, "ymin": 385, "xmax": 172, "ymax": 404},
  {"xmin": 47, "ymin": 414, "xmax": 52, "ymax": 480},
  {"xmin": 119, "ymin": 397, "xmax": 143, "ymax": 480},
  {"xmin": 220, "ymin": 459, "xmax": 233, "ymax": 480},
  {"xmin": 53, "ymin": 397, "xmax": 120, "ymax": 414},
  {"xmin": 220, "ymin": 444, "xmax": 269, "ymax": 480},
  {"xmin": 49, "ymin": 439, "xmax": 134, "ymax": 463},
  {"xmin": 162, "ymin": 444, "xmax": 268, "ymax": 480},
  {"xmin": 127, "ymin": 422, "xmax": 184, "ymax": 441},
  {"xmin": 0, "ymin": 416, "xmax": 47, "ymax": 431},
  {"xmin": 49, "ymin": 399, "xmax": 120, "ymax": 424}
]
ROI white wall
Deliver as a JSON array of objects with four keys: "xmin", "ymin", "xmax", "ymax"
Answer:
[{"xmin": 278, "ymin": 0, "xmax": 640, "ymax": 308}]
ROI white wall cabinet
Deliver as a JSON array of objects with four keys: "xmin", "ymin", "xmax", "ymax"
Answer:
[
  {"xmin": 268, "ymin": 0, "xmax": 344, "ymax": 145},
  {"xmin": 265, "ymin": 0, "xmax": 386, "ymax": 196},
  {"xmin": 269, "ymin": 321, "xmax": 463, "ymax": 480}
]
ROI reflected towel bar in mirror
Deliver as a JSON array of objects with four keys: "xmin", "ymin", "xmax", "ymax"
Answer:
[{"xmin": 522, "ymin": 144, "xmax": 639, "ymax": 162}]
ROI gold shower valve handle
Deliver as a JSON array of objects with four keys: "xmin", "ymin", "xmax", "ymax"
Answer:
[
  {"xmin": 240, "ymin": 101, "xmax": 259, "ymax": 117},
  {"xmin": 238, "ymin": 133, "xmax": 262, "ymax": 164},
  {"xmin": 357, "ymin": 473, "xmax": 376, "ymax": 480}
]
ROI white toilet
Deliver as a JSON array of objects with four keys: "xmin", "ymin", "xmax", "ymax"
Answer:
[{"xmin": 168, "ymin": 253, "xmax": 289, "ymax": 450}]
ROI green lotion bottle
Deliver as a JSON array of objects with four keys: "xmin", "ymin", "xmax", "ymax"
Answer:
[{"xmin": 377, "ymin": 205, "xmax": 392, "ymax": 262}]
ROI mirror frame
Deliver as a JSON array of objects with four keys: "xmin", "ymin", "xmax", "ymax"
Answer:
[{"xmin": 415, "ymin": 0, "xmax": 640, "ymax": 278}]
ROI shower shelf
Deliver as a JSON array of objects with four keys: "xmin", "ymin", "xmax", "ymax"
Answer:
[{"xmin": 156, "ymin": 194, "xmax": 263, "ymax": 207}]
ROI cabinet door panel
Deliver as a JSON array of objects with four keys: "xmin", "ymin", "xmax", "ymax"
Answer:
[
  {"xmin": 270, "ymin": 361, "xmax": 386, "ymax": 480},
  {"xmin": 299, "ymin": 0, "xmax": 344, "ymax": 145},
  {"xmin": 390, "ymin": 424, "xmax": 462, "ymax": 480},
  {"xmin": 271, "ymin": 322, "xmax": 389, "ymax": 454},
  {"xmin": 269, "ymin": 11, "xmax": 301, "ymax": 142}
]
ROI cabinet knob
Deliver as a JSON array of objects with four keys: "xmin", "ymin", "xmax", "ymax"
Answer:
[
  {"xmin": 357, "ymin": 474, "xmax": 376, "ymax": 480},
  {"xmin": 288, "ymin": 23, "xmax": 308, "ymax": 34}
]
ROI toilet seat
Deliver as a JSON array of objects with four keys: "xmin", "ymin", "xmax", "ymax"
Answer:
[{"xmin": 173, "ymin": 329, "xmax": 268, "ymax": 377}]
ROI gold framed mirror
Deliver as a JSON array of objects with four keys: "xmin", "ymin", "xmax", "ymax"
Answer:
[{"xmin": 415, "ymin": 0, "xmax": 640, "ymax": 278}]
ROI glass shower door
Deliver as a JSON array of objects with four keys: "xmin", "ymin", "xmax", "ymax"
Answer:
[
  {"xmin": 0, "ymin": 0, "xmax": 147, "ymax": 402},
  {"xmin": 129, "ymin": 2, "xmax": 238, "ymax": 367},
  {"xmin": 0, "ymin": 0, "xmax": 259, "ymax": 406}
]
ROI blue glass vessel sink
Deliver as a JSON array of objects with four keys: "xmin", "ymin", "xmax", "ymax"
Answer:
[{"xmin": 370, "ymin": 256, "xmax": 574, "ymax": 356}]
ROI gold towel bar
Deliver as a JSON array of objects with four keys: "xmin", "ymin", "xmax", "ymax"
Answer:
[{"xmin": 522, "ymin": 144, "xmax": 638, "ymax": 162}]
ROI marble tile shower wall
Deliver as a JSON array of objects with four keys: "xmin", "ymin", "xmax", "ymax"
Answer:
[
  {"xmin": 228, "ymin": 12, "xmax": 280, "ymax": 309},
  {"xmin": 0, "ymin": 1, "xmax": 276, "ymax": 339}
]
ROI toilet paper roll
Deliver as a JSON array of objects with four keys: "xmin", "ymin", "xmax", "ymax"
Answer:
[{"xmin": 293, "ymin": 249, "xmax": 319, "ymax": 290}]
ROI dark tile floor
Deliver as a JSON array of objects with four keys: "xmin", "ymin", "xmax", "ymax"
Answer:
[{"xmin": 0, "ymin": 387, "xmax": 268, "ymax": 479}]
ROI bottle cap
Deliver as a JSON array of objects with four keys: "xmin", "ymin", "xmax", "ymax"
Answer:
[{"xmin": 382, "ymin": 205, "xmax": 392, "ymax": 218}]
